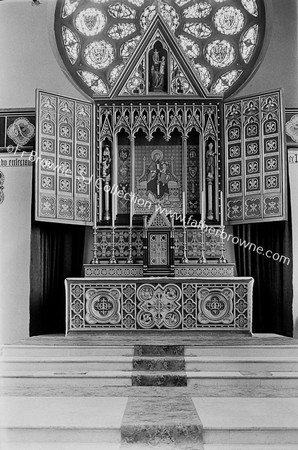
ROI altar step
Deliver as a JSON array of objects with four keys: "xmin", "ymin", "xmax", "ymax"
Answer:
[
  {"xmin": 0, "ymin": 396, "xmax": 126, "ymax": 448},
  {"xmin": 2, "ymin": 397, "xmax": 298, "ymax": 449},
  {"xmin": 194, "ymin": 397, "xmax": 298, "ymax": 447},
  {"xmin": 2, "ymin": 343, "xmax": 298, "ymax": 391}
]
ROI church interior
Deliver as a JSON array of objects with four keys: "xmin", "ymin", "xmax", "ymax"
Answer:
[{"xmin": 1, "ymin": 0, "xmax": 298, "ymax": 449}]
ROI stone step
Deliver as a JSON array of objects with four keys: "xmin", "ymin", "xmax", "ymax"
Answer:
[
  {"xmin": 134, "ymin": 345, "xmax": 184, "ymax": 357},
  {"xmin": 1, "ymin": 370, "xmax": 132, "ymax": 388},
  {"xmin": 194, "ymin": 397, "xmax": 298, "ymax": 445},
  {"xmin": 2, "ymin": 345, "xmax": 134, "ymax": 357},
  {"xmin": 0, "ymin": 355, "xmax": 133, "ymax": 372},
  {"xmin": 204, "ymin": 446, "xmax": 298, "ymax": 450},
  {"xmin": 132, "ymin": 371, "xmax": 187, "ymax": 386},
  {"xmin": 133, "ymin": 356, "xmax": 185, "ymax": 371},
  {"xmin": 187, "ymin": 371, "xmax": 298, "ymax": 391},
  {"xmin": 185, "ymin": 345, "xmax": 298, "ymax": 357},
  {"xmin": 185, "ymin": 356, "xmax": 298, "ymax": 371},
  {"xmin": 1, "ymin": 445, "xmax": 121, "ymax": 450},
  {"xmin": 0, "ymin": 396, "xmax": 127, "ymax": 444}
]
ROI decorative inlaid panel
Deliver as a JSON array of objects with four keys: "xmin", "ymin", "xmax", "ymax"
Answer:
[
  {"xmin": 84, "ymin": 263, "xmax": 235, "ymax": 278},
  {"xmin": 286, "ymin": 108, "xmax": 298, "ymax": 147},
  {"xmin": 0, "ymin": 109, "xmax": 35, "ymax": 152},
  {"xmin": 35, "ymin": 91, "xmax": 93, "ymax": 225},
  {"xmin": 148, "ymin": 233, "xmax": 168, "ymax": 265},
  {"xmin": 137, "ymin": 284, "xmax": 182, "ymax": 329},
  {"xmin": 95, "ymin": 228, "xmax": 220, "ymax": 260},
  {"xmin": 224, "ymin": 90, "xmax": 286, "ymax": 224},
  {"xmin": 66, "ymin": 277, "xmax": 252, "ymax": 332},
  {"xmin": 187, "ymin": 145, "xmax": 200, "ymax": 214},
  {"xmin": 182, "ymin": 281, "xmax": 251, "ymax": 329},
  {"xmin": 118, "ymin": 145, "xmax": 130, "ymax": 214}
]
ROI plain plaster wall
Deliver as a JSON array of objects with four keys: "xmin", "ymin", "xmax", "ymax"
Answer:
[
  {"xmin": 0, "ymin": 0, "xmax": 297, "ymax": 341},
  {"xmin": 0, "ymin": 0, "xmax": 86, "ymax": 109},
  {"xmin": 0, "ymin": 1, "xmax": 86, "ymax": 343},
  {"xmin": 0, "ymin": 159, "xmax": 32, "ymax": 344},
  {"xmin": 288, "ymin": 151, "xmax": 298, "ymax": 338}
]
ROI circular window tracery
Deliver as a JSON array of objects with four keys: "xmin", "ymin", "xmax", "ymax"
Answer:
[{"xmin": 55, "ymin": 0, "xmax": 265, "ymax": 97}]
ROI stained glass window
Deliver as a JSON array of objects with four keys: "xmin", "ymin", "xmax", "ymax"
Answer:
[
  {"xmin": 108, "ymin": 3, "xmax": 136, "ymax": 19},
  {"xmin": 183, "ymin": 2, "xmax": 212, "ymax": 19},
  {"xmin": 62, "ymin": 0, "xmax": 81, "ymax": 18},
  {"xmin": 242, "ymin": 0, "xmax": 258, "ymax": 17},
  {"xmin": 211, "ymin": 70, "xmax": 242, "ymax": 94},
  {"xmin": 62, "ymin": 26, "xmax": 80, "ymax": 65},
  {"xmin": 205, "ymin": 40, "xmax": 236, "ymax": 68},
  {"xmin": 74, "ymin": 8, "xmax": 106, "ymax": 36},
  {"xmin": 240, "ymin": 25, "xmax": 259, "ymax": 63},
  {"xmin": 120, "ymin": 36, "xmax": 141, "ymax": 60},
  {"xmin": 109, "ymin": 64, "xmax": 125, "ymax": 86},
  {"xmin": 178, "ymin": 35, "xmax": 200, "ymax": 60},
  {"xmin": 214, "ymin": 7, "xmax": 245, "ymax": 35},
  {"xmin": 184, "ymin": 23, "xmax": 212, "ymax": 39},
  {"xmin": 77, "ymin": 70, "xmax": 108, "ymax": 94},
  {"xmin": 108, "ymin": 23, "xmax": 136, "ymax": 40},
  {"xmin": 84, "ymin": 41, "xmax": 115, "ymax": 69},
  {"xmin": 55, "ymin": 0, "xmax": 265, "ymax": 97},
  {"xmin": 194, "ymin": 63, "xmax": 212, "ymax": 87}
]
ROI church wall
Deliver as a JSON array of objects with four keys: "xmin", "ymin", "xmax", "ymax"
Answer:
[
  {"xmin": 0, "ymin": 0, "xmax": 86, "ymax": 110},
  {"xmin": 235, "ymin": 0, "xmax": 298, "ymax": 108},
  {"xmin": 0, "ymin": 157, "xmax": 32, "ymax": 344},
  {"xmin": 0, "ymin": 0, "xmax": 87, "ymax": 343},
  {"xmin": 0, "ymin": 0, "xmax": 297, "ymax": 340},
  {"xmin": 288, "ymin": 151, "xmax": 298, "ymax": 338},
  {"xmin": 235, "ymin": 0, "xmax": 298, "ymax": 337}
]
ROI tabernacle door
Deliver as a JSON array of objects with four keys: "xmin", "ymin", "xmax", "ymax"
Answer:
[
  {"xmin": 224, "ymin": 89, "xmax": 287, "ymax": 224},
  {"xmin": 35, "ymin": 90, "xmax": 94, "ymax": 226}
]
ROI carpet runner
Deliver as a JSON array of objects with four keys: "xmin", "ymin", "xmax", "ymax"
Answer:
[{"xmin": 132, "ymin": 345, "xmax": 187, "ymax": 387}]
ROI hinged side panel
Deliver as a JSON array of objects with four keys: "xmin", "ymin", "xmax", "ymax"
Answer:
[
  {"xmin": 35, "ymin": 90, "xmax": 94, "ymax": 225},
  {"xmin": 224, "ymin": 89, "xmax": 287, "ymax": 224}
]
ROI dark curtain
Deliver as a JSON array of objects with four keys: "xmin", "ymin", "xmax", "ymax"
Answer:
[
  {"xmin": 29, "ymin": 222, "xmax": 85, "ymax": 335},
  {"xmin": 234, "ymin": 196, "xmax": 293, "ymax": 336}
]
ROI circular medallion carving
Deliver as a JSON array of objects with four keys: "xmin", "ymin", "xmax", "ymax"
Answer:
[
  {"xmin": 198, "ymin": 287, "xmax": 234, "ymax": 324},
  {"xmin": 85, "ymin": 288, "xmax": 121, "ymax": 324}
]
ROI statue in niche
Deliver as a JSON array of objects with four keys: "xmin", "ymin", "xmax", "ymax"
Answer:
[
  {"xmin": 101, "ymin": 145, "xmax": 111, "ymax": 180},
  {"xmin": 149, "ymin": 45, "xmax": 167, "ymax": 92},
  {"xmin": 146, "ymin": 149, "xmax": 170, "ymax": 203},
  {"xmin": 206, "ymin": 141, "xmax": 215, "ymax": 179}
]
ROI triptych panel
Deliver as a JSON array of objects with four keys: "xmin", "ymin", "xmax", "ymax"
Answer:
[
  {"xmin": 35, "ymin": 91, "xmax": 93, "ymax": 225},
  {"xmin": 224, "ymin": 89, "xmax": 287, "ymax": 224}
]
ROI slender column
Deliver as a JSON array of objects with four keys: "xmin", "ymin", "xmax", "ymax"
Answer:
[
  {"xmin": 206, "ymin": 142, "xmax": 215, "ymax": 221},
  {"xmin": 200, "ymin": 135, "xmax": 206, "ymax": 263},
  {"xmin": 207, "ymin": 176, "xmax": 214, "ymax": 220},
  {"xmin": 127, "ymin": 136, "xmax": 135, "ymax": 264},
  {"xmin": 98, "ymin": 140, "xmax": 103, "ymax": 221},
  {"xmin": 218, "ymin": 191, "xmax": 227, "ymax": 263},
  {"xmin": 109, "ymin": 137, "xmax": 118, "ymax": 264},
  {"xmin": 102, "ymin": 143, "xmax": 111, "ymax": 222},
  {"xmin": 181, "ymin": 136, "xmax": 189, "ymax": 263},
  {"xmin": 91, "ymin": 188, "xmax": 99, "ymax": 264}
]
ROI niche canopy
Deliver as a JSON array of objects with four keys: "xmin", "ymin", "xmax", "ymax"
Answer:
[{"xmin": 55, "ymin": 0, "xmax": 265, "ymax": 98}]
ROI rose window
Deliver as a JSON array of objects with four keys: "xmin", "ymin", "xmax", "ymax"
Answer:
[{"xmin": 55, "ymin": 0, "xmax": 265, "ymax": 97}]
